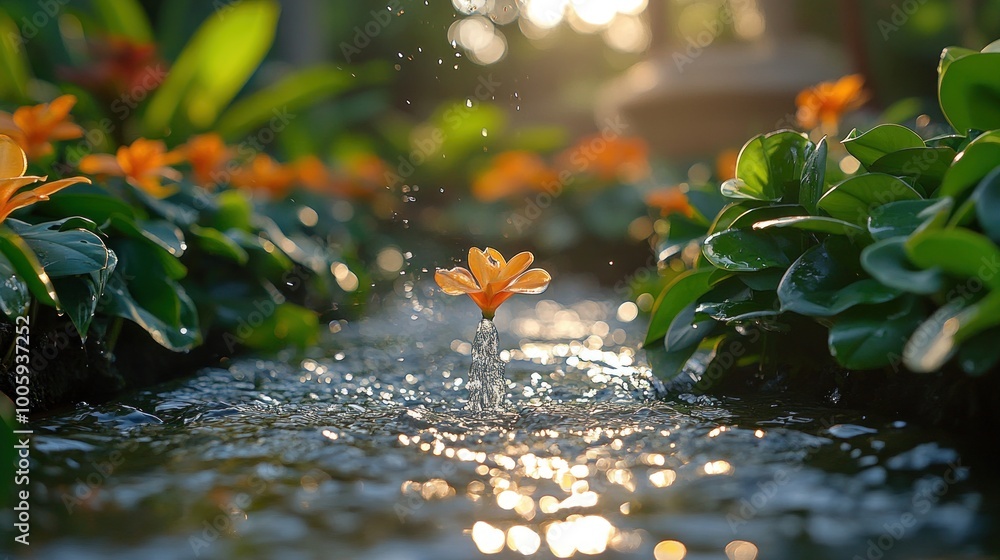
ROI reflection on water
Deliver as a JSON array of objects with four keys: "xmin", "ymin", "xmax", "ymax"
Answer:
[{"xmin": 9, "ymin": 280, "xmax": 998, "ymax": 559}]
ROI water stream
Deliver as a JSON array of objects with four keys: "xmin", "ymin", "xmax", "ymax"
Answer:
[{"xmin": 8, "ymin": 279, "xmax": 999, "ymax": 559}]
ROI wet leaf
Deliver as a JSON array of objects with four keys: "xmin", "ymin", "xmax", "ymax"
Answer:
[
  {"xmin": 861, "ymin": 238, "xmax": 944, "ymax": 295},
  {"xmin": 799, "ymin": 136, "xmax": 827, "ymax": 214},
  {"xmin": 905, "ymin": 229, "xmax": 1000, "ymax": 290},
  {"xmin": 817, "ymin": 173, "xmax": 922, "ymax": 225},
  {"xmin": 829, "ymin": 296, "xmax": 924, "ymax": 370},
  {"xmin": 842, "ymin": 124, "xmax": 925, "ymax": 168},
  {"xmin": 645, "ymin": 269, "xmax": 721, "ymax": 346}
]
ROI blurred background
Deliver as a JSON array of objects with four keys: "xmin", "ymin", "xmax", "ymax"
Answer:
[{"xmin": 2, "ymin": 0, "xmax": 1000, "ymax": 287}]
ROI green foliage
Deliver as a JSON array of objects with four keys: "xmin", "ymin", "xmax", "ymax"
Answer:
[{"xmin": 645, "ymin": 40, "xmax": 1000, "ymax": 384}]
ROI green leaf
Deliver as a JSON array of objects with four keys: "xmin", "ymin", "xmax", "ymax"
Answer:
[
  {"xmin": 905, "ymin": 228, "xmax": 1000, "ymax": 290},
  {"xmin": 818, "ymin": 173, "xmax": 922, "ymax": 225},
  {"xmin": 188, "ymin": 224, "xmax": 249, "ymax": 264},
  {"xmin": 737, "ymin": 269, "xmax": 784, "ymax": 291},
  {"xmin": 664, "ymin": 302, "xmax": 715, "ymax": 351},
  {"xmin": 860, "ymin": 238, "xmax": 944, "ymax": 295},
  {"xmin": 213, "ymin": 190, "xmax": 255, "ymax": 231},
  {"xmin": 939, "ymin": 130, "xmax": 1000, "ymax": 198},
  {"xmin": 0, "ymin": 253, "xmax": 30, "ymax": 319},
  {"xmin": 904, "ymin": 292, "xmax": 1000, "ymax": 373},
  {"xmin": 867, "ymin": 198, "xmax": 952, "ymax": 241},
  {"xmin": 108, "ymin": 215, "xmax": 187, "ymax": 279},
  {"xmin": 7, "ymin": 220, "xmax": 110, "ymax": 277},
  {"xmin": 646, "ymin": 343, "xmax": 700, "ymax": 383},
  {"xmin": 53, "ymin": 250, "xmax": 118, "ymax": 339},
  {"xmin": 938, "ymin": 46, "xmax": 978, "ymax": 78},
  {"xmin": 778, "ymin": 238, "xmax": 901, "ymax": 317},
  {"xmin": 91, "ymin": 0, "xmax": 153, "ymax": 42},
  {"xmin": 696, "ymin": 292, "xmax": 780, "ymax": 323},
  {"xmin": 723, "ymin": 130, "xmax": 813, "ymax": 201},
  {"xmin": 728, "ymin": 205, "xmax": 806, "ymax": 230},
  {"xmin": 799, "ymin": 136, "xmax": 827, "ymax": 215},
  {"xmin": 703, "ymin": 229, "xmax": 797, "ymax": 272},
  {"xmin": 974, "ymin": 167, "xmax": 1000, "ymax": 244},
  {"xmin": 867, "ymin": 147, "xmax": 955, "ymax": 195},
  {"xmin": 828, "ymin": 296, "xmax": 925, "ymax": 370},
  {"xmin": 0, "ymin": 227, "xmax": 58, "ymax": 307},
  {"xmin": 216, "ymin": 63, "xmax": 384, "ymax": 138},
  {"xmin": 707, "ymin": 201, "xmax": 763, "ymax": 234},
  {"xmin": 645, "ymin": 269, "xmax": 721, "ymax": 346},
  {"xmin": 144, "ymin": 0, "xmax": 280, "ymax": 133},
  {"xmin": 938, "ymin": 51, "xmax": 1000, "ymax": 133},
  {"xmin": 753, "ymin": 215, "xmax": 865, "ymax": 236},
  {"xmin": 842, "ymin": 124, "xmax": 925, "ymax": 168},
  {"xmin": 0, "ymin": 13, "xmax": 30, "ymax": 102}
]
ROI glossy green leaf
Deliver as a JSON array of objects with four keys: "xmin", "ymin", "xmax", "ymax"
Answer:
[
  {"xmin": 723, "ymin": 130, "xmax": 813, "ymax": 201},
  {"xmin": 867, "ymin": 198, "xmax": 953, "ymax": 241},
  {"xmin": 938, "ymin": 46, "xmax": 978, "ymax": 78},
  {"xmin": 708, "ymin": 202, "xmax": 762, "ymax": 235},
  {"xmin": 905, "ymin": 229, "xmax": 1000, "ymax": 290},
  {"xmin": 842, "ymin": 124, "xmax": 925, "ymax": 168},
  {"xmin": 904, "ymin": 292, "xmax": 1000, "ymax": 373},
  {"xmin": 0, "ymin": 252, "xmax": 30, "ymax": 318},
  {"xmin": 974, "ymin": 167, "xmax": 1000, "ymax": 244},
  {"xmin": 778, "ymin": 238, "xmax": 901, "ymax": 316},
  {"xmin": 703, "ymin": 229, "xmax": 795, "ymax": 272},
  {"xmin": 645, "ymin": 269, "xmax": 720, "ymax": 346},
  {"xmin": 696, "ymin": 292, "xmax": 780, "ymax": 323},
  {"xmin": 938, "ymin": 51, "xmax": 1000, "ymax": 133},
  {"xmin": 799, "ymin": 136, "xmax": 827, "ymax": 215},
  {"xmin": 646, "ymin": 343, "xmax": 701, "ymax": 383},
  {"xmin": 7, "ymin": 220, "xmax": 110, "ymax": 277},
  {"xmin": 737, "ymin": 269, "xmax": 784, "ymax": 291},
  {"xmin": 753, "ymin": 215, "xmax": 865, "ymax": 236},
  {"xmin": 728, "ymin": 205, "xmax": 806, "ymax": 230},
  {"xmin": 828, "ymin": 296, "xmax": 924, "ymax": 370},
  {"xmin": 867, "ymin": 147, "xmax": 955, "ymax": 195},
  {"xmin": 144, "ymin": 0, "xmax": 280, "ymax": 133},
  {"xmin": 818, "ymin": 173, "xmax": 922, "ymax": 225},
  {"xmin": 53, "ymin": 250, "xmax": 118, "ymax": 339},
  {"xmin": 0, "ymin": 227, "xmax": 58, "ymax": 307},
  {"xmin": 108, "ymin": 215, "xmax": 187, "ymax": 280},
  {"xmin": 213, "ymin": 190, "xmax": 255, "ymax": 231},
  {"xmin": 664, "ymin": 302, "xmax": 715, "ymax": 352},
  {"xmin": 938, "ymin": 131, "xmax": 1000, "ymax": 197},
  {"xmin": 0, "ymin": 13, "xmax": 30, "ymax": 102},
  {"xmin": 860, "ymin": 238, "xmax": 944, "ymax": 294}
]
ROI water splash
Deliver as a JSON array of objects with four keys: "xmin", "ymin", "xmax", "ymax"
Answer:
[{"xmin": 467, "ymin": 318, "xmax": 506, "ymax": 411}]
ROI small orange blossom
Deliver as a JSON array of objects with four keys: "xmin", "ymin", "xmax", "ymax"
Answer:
[
  {"xmin": 435, "ymin": 247, "xmax": 551, "ymax": 320},
  {"xmin": 473, "ymin": 151, "xmax": 556, "ymax": 202},
  {"xmin": 0, "ymin": 135, "xmax": 90, "ymax": 222},
  {"xmin": 559, "ymin": 135, "xmax": 650, "ymax": 183},
  {"xmin": 645, "ymin": 186, "xmax": 694, "ymax": 217},
  {"xmin": 178, "ymin": 133, "xmax": 233, "ymax": 188},
  {"xmin": 796, "ymin": 74, "xmax": 869, "ymax": 131},
  {"xmin": 79, "ymin": 138, "xmax": 184, "ymax": 198},
  {"xmin": 231, "ymin": 154, "xmax": 297, "ymax": 199},
  {"xmin": 0, "ymin": 95, "xmax": 84, "ymax": 160}
]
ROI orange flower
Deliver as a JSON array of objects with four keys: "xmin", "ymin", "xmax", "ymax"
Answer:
[
  {"xmin": 231, "ymin": 154, "xmax": 297, "ymax": 199},
  {"xmin": 0, "ymin": 95, "xmax": 84, "ymax": 160},
  {"xmin": 559, "ymin": 135, "xmax": 650, "ymax": 183},
  {"xmin": 715, "ymin": 148, "xmax": 739, "ymax": 181},
  {"xmin": 61, "ymin": 36, "xmax": 162, "ymax": 97},
  {"xmin": 79, "ymin": 138, "xmax": 183, "ymax": 198},
  {"xmin": 473, "ymin": 151, "xmax": 557, "ymax": 202},
  {"xmin": 645, "ymin": 186, "xmax": 693, "ymax": 217},
  {"xmin": 796, "ymin": 74, "xmax": 869, "ymax": 130},
  {"xmin": 178, "ymin": 133, "xmax": 233, "ymax": 188},
  {"xmin": 435, "ymin": 247, "xmax": 551, "ymax": 320},
  {"xmin": 0, "ymin": 135, "xmax": 90, "ymax": 222},
  {"xmin": 297, "ymin": 154, "xmax": 386, "ymax": 200}
]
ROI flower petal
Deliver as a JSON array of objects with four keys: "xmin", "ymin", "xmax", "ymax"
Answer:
[
  {"xmin": 505, "ymin": 268, "xmax": 551, "ymax": 294},
  {"xmin": 468, "ymin": 247, "xmax": 493, "ymax": 288},
  {"xmin": 50, "ymin": 121, "xmax": 84, "ymax": 140},
  {"xmin": 435, "ymin": 267, "xmax": 480, "ymax": 295},
  {"xmin": 0, "ymin": 176, "xmax": 44, "ymax": 206},
  {"xmin": 1, "ymin": 176, "xmax": 90, "ymax": 219},
  {"xmin": 79, "ymin": 154, "xmax": 122, "ymax": 175},
  {"xmin": 0, "ymin": 135, "xmax": 27, "ymax": 178},
  {"xmin": 496, "ymin": 251, "xmax": 533, "ymax": 286},
  {"xmin": 486, "ymin": 247, "xmax": 506, "ymax": 267}
]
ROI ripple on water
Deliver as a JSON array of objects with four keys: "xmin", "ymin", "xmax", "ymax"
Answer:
[{"xmin": 15, "ymin": 281, "xmax": 996, "ymax": 560}]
